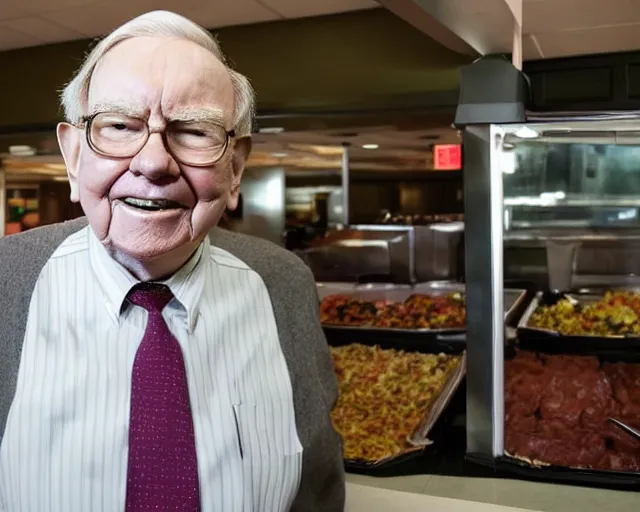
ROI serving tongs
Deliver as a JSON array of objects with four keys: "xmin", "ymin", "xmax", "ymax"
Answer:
[
  {"xmin": 609, "ymin": 418, "xmax": 640, "ymax": 441},
  {"xmin": 540, "ymin": 290, "xmax": 580, "ymax": 307}
]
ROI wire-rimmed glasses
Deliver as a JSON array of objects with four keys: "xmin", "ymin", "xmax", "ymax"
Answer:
[{"xmin": 81, "ymin": 111, "xmax": 236, "ymax": 167}]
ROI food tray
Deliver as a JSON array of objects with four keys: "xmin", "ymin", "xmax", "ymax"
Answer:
[
  {"xmin": 467, "ymin": 454, "xmax": 640, "ymax": 490},
  {"xmin": 318, "ymin": 281, "xmax": 527, "ymax": 348},
  {"xmin": 493, "ymin": 347, "xmax": 640, "ymax": 489},
  {"xmin": 328, "ymin": 335, "xmax": 466, "ymax": 473},
  {"xmin": 517, "ymin": 289, "xmax": 640, "ymax": 352}
]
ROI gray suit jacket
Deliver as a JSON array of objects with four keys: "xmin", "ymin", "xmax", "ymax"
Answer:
[{"xmin": 0, "ymin": 218, "xmax": 345, "ymax": 511}]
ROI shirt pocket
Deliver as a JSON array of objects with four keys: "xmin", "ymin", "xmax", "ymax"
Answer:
[{"xmin": 232, "ymin": 402, "xmax": 303, "ymax": 512}]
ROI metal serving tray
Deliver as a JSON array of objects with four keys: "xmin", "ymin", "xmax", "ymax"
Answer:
[
  {"xmin": 328, "ymin": 336, "xmax": 466, "ymax": 472},
  {"xmin": 517, "ymin": 289, "xmax": 640, "ymax": 351},
  {"xmin": 318, "ymin": 281, "xmax": 527, "ymax": 348},
  {"xmin": 491, "ymin": 456, "xmax": 640, "ymax": 489},
  {"xmin": 489, "ymin": 347, "xmax": 640, "ymax": 489}
]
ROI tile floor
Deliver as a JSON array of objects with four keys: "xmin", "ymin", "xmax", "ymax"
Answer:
[{"xmin": 346, "ymin": 473, "xmax": 639, "ymax": 511}]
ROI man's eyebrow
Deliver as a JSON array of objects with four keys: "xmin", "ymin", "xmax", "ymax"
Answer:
[
  {"xmin": 88, "ymin": 102, "xmax": 145, "ymax": 118},
  {"xmin": 168, "ymin": 108, "xmax": 227, "ymax": 125},
  {"xmin": 86, "ymin": 103, "xmax": 228, "ymax": 126}
]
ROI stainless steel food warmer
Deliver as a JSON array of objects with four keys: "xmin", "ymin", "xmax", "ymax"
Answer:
[{"xmin": 463, "ymin": 113, "xmax": 640, "ymax": 487}]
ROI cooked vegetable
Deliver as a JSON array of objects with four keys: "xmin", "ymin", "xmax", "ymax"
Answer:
[
  {"xmin": 320, "ymin": 293, "xmax": 466, "ymax": 330},
  {"xmin": 529, "ymin": 291, "xmax": 640, "ymax": 336}
]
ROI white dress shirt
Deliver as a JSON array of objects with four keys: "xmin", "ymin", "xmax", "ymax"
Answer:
[{"xmin": 0, "ymin": 226, "xmax": 303, "ymax": 512}]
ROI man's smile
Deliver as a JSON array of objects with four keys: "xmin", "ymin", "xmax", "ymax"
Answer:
[{"xmin": 120, "ymin": 197, "xmax": 187, "ymax": 211}]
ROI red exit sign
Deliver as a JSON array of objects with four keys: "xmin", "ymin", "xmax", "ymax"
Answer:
[{"xmin": 433, "ymin": 144, "xmax": 462, "ymax": 170}]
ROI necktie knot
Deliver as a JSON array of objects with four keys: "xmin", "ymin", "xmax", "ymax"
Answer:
[{"xmin": 128, "ymin": 283, "xmax": 174, "ymax": 313}]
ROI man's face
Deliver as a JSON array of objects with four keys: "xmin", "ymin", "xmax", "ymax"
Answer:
[{"xmin": 58, "ymin": 36, "xmax": 247, "ymax": 266}]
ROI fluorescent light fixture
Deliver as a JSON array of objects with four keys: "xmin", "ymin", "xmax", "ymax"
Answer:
[
  {"xmin": 271, "ymin": 152, "xmax": 288, "ymax": 158},
  {"xmin": 258, "ymin": 127, "xmax": 285, "ymax": 134},
  {"xmin": 9, "ymin": 145, "xmax": 35, "ymax": 156},
  {"xmin": 362, "ymin": 144, "xmax": 378, "ymax": 149},
  {"xmin": 514, "ymin": 126, "xmax": 538, "ymax": 139}
]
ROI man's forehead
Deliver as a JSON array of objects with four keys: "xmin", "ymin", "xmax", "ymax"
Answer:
[{"xmin": 88, "ymin": 36, "xmax": 234, "ymax": 124}]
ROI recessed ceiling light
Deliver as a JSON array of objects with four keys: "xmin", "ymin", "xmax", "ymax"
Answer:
[
  {"xmin": 362, "ymin": 144, "xmax": 378, "ymax": 149},
  {"xmin": 272, "ymin": 152, "xmax": 288, "ymax": 158}
]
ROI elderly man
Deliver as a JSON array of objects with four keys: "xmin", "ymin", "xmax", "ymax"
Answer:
[{"xmin": 0, "ymin": 10, "xmax": 344, "ymax": 512}]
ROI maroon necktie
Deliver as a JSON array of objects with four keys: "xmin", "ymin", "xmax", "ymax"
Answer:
[{"xmin": 125, "ymin": 283, "xmax": 200, "ymax": 511}]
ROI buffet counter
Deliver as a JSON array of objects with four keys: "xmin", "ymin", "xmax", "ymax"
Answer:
[
  {"xmin": 346, "ymin": 475, "xmax": 639, "ymax": 512},
  {"xmin": 346, "ymin": 482, "xmax": 539, "ymax": 512}
]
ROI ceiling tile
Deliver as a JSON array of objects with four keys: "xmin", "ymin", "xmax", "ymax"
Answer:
[
  {"xmin": 184, "ymin": 0, "xmax": 279, "ymax": 29},
  {"xmin": 3, "ymin": 16, "xmax": 85, "ymax": 43},
  {"xmin": 522, "ymin": 33, "xmax": 544, "ymax": 60},
  {"xmin": 41, "ymin": 0, "xmax": 278, "ymax": 38},
  {"xmin": 263, "ymin": 0, "xmax": 377, "ymax": 19},
  {"xmin": 0, "ymin": 2, "xmax": 30, "ymax": 22},
  {"xmin": 41, "ymin": 1, "xmax": 173, "ymax": 37},
  {"xmin": 0, "ymin": 25, "xmax": 41, "ymax": 50},
  {"xmin": 524, "ymin": 0, "xmax": 640, "ymax": 33},
  {"xmin": 3, "ymin": 0, "xmax": 378, "ymax": 50},
  {"xmin": 20, "ymin": 0, "xmax": 96, "ymax": 13},
  {"xmin": 128, "ymin": 0, "xmax": 221, "ymax": 15},
  {"xmin": 533, "ymin": 23, "xmax": 640, "ymax": 59}
]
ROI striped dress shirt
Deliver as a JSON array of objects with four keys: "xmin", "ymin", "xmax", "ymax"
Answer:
[{"xmin": 0, "ymin": 226, "xmax": 303, "ymax": 512}]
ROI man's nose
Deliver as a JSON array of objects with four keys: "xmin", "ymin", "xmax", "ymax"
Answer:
[{"xmin": 128, "ymin": 132, "xmax": 181, "ymax": 181}]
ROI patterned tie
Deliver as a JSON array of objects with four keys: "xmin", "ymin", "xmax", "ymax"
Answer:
[{"xmin": 125, "ymin": 283, "xmax": 200, "ymax": 511}]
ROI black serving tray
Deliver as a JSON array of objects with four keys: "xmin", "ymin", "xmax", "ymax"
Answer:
[
  {"xmin": 324, "ymin": 327, "xmax": 466, "ymax": 353},
  {"xmin": 492, "ymin": 346, "xmax": 640, "ymax": 489},
  {"xmin": 495, "ymin": 456, "xmax": 640, "ymax": 490},
  {"xmin": 466, "ymin": 453, "xmax": 640, "ymax": 491},
  {"xmin": 517, "ymin": 290, "xmax": 640, "ymax": 353},
  {"xmin": 320, "ymin": 282, "xmax": 526, "ymax": 350},
  {"xmin": 328, "ymin": 336, "xmax": 466, "ymax": 475}
]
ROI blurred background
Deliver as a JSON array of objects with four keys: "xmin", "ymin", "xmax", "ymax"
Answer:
[{"xmin": 4, "ymin": 0, "xmax": 640, "ymax": 244}]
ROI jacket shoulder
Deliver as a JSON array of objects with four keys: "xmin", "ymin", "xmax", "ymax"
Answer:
[
  {"xmin": 0, "ymin": 218, "xmax": 88, "ymax": 271},
  {"xmin": 0, "ymin": 218, "xmax": 89, "ymax": 439},
  {"xmin": 211, "ymin": 228, "xmax": 314, "ymax": 284}
]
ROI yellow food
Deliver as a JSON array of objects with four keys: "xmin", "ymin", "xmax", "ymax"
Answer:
[
  {"xmin": 330, "ymin": 344, "xmax": 461, "ymax": 461},
  {"xmin": 528, "ymin": 291, "xmax": 640, "ymax": 336}
]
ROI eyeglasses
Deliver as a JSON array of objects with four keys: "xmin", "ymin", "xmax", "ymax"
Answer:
[{"xmin": 81, "ymin": 112, "xmax": 236, "ymax": 167}]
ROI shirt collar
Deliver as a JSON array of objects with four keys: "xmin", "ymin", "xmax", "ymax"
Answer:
[{"xmin": 88, "ymin": 228, "xmax": 209, "ymax": 331}]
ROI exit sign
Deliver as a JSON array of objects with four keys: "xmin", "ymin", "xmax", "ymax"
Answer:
[{"xmin": 433, "ymin": 144, "xmax": 462, "ymax": 170}]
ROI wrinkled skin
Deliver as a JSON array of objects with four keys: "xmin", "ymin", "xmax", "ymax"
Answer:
[{"xmin": 57, "ymin": 36, "xmax": 250, "ymax": 280}]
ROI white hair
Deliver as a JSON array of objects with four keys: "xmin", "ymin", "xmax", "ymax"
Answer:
[{"xmin": 60, "ymin": 10, "xmax": 255, "ymax": 137}]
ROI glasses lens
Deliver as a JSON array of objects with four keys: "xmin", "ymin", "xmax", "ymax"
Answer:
[
  {"xmin": 90, "ymin": 113, "xmax": 147, "ymax": 157},
  {"xmin": 167, "ymin": 121, "xmax": 229, "ymax": 165}
]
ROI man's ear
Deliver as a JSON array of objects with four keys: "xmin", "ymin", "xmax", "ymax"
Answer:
[
  {"xmin": 227, "ymin": 137, "xmax": 251, "ymax": 211},
  {"xmin": 56, "ymin": 122, "xmax": 82, "ymax": 203}
]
